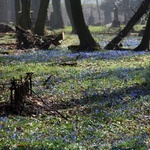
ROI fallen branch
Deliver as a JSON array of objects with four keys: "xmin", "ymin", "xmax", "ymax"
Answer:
[
  {"xmin": 43, "ymin": 75, "xmax": 53, "ymax": 86},
  {"xmin": 16, "ymin": 26, "xmax": 64, "ymax": 50},
  {"xmin": 28, "ymin": 88, "xmax": 68, "ymax": 120},
  {"xmin": 0, "ymin": 43, "xmax": 16, "ymax": 45},
  {"xmin": 59, "ymin": 61, "xmax": 77, "ymax": 66}
]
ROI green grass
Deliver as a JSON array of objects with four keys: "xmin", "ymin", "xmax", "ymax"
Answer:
[
  {"xmin": 0, "ymin": 50, "xmax": 150, "ymax": 149},
  {"xmin": 51, "ymin": 25, "xmax": 120, "ymax": 34},
  {"xmin": 51, "ymin": 24, "xmax": 145, "ymax": 35},
  {"xmin": 0, "ymin": 32, "xmax": 150, "ymax": 149},
  {"xmin": 0, "ymin": 33, "xmax": 16, "ymax": 44},
  {"xmin": 134, "ymin": 24, "xmax": 145, "ymax": 32}
]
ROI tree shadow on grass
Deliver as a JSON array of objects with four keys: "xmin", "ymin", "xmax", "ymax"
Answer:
[
  {"xmin": 51, "ymin": 80, "xmax": 150, "ymax": 112},
  {"xmin": 0, "ymin": 66, "xmax": 149, "ymax": 117},
  {"xmin": 111, "ymin": 133, "xmax": 149, "ymax": 150},
  {"xmin": 48, "ymin": 65, "xmax": 150, "ymax": 112}
]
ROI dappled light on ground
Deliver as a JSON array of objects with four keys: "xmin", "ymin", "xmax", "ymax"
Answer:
[{"xmin": 0, "ymin": 42, "xmax": 150, "ymax": 149}]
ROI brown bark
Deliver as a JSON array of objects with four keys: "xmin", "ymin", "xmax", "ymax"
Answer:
[
  {"xmin": 20, "ymin": 0, "xmax": 31, "ymax": 30},
  {"xmin": 14, "ymin": 0, "xmax": 21, "ymax": 25},
  {"xmin": 69, "ymin": 0, "xmax": 100, "ymax": 51},
  {"xmin": 0, "ymin": 0, "xmax": 8, "ymax": 23},
  {"xmin": 34, "ymin": 0, "xmax": 49, "ymax": 36},
  {"xmin": 134, "ymin": 12, "xmax": 150, "ymax": 51},
  {"xmin": 65, "ymin": 0, "xmax": 76, "ymax": 34},
  {"xmin": 105, "ymin": 0, "xmax": 150, "ymax": 50},
  {"xmin": 49, "ymin": 0, "xmax": 64, "ymax": 29},
  {"xmin": 31, "ymin": 0, "xmax": 40, "ymax": 22},
  {"xmin": 96, "ymin": 0, "xmax": 101, "ymax": 23},
  {"xmin": 123, "ymin": 0, "xmax": 130, "ymax": 24},
  {"xmin": 16, "ymin": 26, "xmax": 63, "ymax": 50}
]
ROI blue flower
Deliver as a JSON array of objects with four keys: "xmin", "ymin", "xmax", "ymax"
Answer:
[{"xmin": 131, "ymin": 91, "xmax": 139, "ymax": 99}]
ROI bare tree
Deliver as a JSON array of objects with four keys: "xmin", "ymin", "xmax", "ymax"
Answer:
[
  {"xmin": 14, "ymin": 0, "xmax": 21, "ymax": 25},
  {"xmin": 34, "ymin": 0, "xmax": 50, "ymax": 35},
  {"xmin": 31, "ymin": 0, "xmax": 40, "ymax": 23},
  {"xmin": 20, "ymin": 0, "xmax": 31, "ymax": 30},
  {"xmin": 123, "ymin": 0, "xmax": 130, "ymax": 24},
  {"xmin": 65, "ymin": 0, "xmax": 76, "ymax": 33},
  {"xmin": 134, "ymin": 12, "xmax": 150, "ymax": 51},
  {"xmin": 69, "ymin": 0, "xmax": 100, "ymax": 51},
  {"xmin": 0, "ymin": 0, "xmax": 8, "ymax": 23},
  {"xmin": 96, "ymin": 0, "xmax": 101, "ymax": 23},
  {"xmin": 100, "ymin": 0, "xmax": 114, "ymax": 24},
  {"xmin": 49, "ymin": 0, "xmax": 64, "ymax": 29},
  {"xmin": 105, "ymin": 0, "xmax": 150, "ymax": 50}
]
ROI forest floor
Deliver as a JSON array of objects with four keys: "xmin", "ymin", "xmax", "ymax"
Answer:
[{"xmin": 0, "ymin": 26, "xmax": 150, "ymax": 149}]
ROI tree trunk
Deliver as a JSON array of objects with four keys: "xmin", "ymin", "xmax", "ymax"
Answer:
[
  {"xmin": 104, "ymin": 9, "xmax": 112, "ymax": 24},
  {"xmin": 49, "ymin": 0, "xmax": 64, "ymax": 29},
  {"xmin": 34, "ymin": 0, "xmax": 50, "ymax": 36},
  {"xmin": 105, "ymin": 0, "xmax": 150, "ymax": 50},
  {"xmin": 69, "ymin": 0, "xmax": 100, "ymax": 51},
  {"xmin": 31, "ymin": 0, "xmax": 40, "ymax": 23},
  {"xmin": 96, "ymin": 0, "xmax": 101, "ymax": 23},
  {"xmin": 0, "ymin": 0, "xmax": 8, "ymax": 23},
  {"xmin": 65, "ymin": 0, "xmax": 76, "ymax": 34},
  {"xmin": 20, "ymin": 0, "xmax": 31, "ymax": 30},
  {"xmin": 134, "ymin": 12, "xmax": 150, "ymax": 51},
  {"xmin": 14, "ymin": 0, "xmax": 21, "ymax": 25},
  {"xmin": 123, "ymin": 0, "xmax": 130, "ymax": 24}
]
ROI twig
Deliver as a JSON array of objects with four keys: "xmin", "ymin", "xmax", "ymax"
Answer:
[
  {"xmin": 0, "ymin": 43, "xmax": 16, "ymax": 45},
  {"xmin": 28, "ymin": 88, "xmax": 68, "ymax": 120},
  {"xmin": 43, "ymin": 75, "xmax": 53, "ymax": 86}
]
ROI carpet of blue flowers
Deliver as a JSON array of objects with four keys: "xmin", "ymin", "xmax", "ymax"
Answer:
[{"xmin": 0, "ymin": 34, "xmax": 150, "ymax": 149}]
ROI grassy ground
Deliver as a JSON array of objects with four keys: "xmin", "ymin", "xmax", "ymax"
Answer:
[
  {"xmin": 52, "ymin": 24, "xmax": 145, "ymax": 34},
  {"xmin": 0, "ymin": 28, "xmax": 150, "ymax": 149}
]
